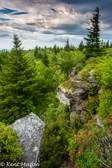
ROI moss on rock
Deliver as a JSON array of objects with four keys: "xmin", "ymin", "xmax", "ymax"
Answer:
[
  {"xmin": 60, "ymin": 77, "xmax": 76, "ymax": 92},
  {"xmin": 79, "ymin": 64, "xmax": 95, "ymax": 82}
]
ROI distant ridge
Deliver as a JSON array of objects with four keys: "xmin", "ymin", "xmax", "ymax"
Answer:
[{"xmin": 0, "ymin": 49, "xmax": 11, "ymax": 52}]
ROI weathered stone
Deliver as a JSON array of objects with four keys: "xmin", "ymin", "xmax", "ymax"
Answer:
[
  {"xmin": 96, "ymin": 116, "xmax": 103, "ymax": 128},
  {"xmin": 11, "ymin": 113, "xmax": 45, "ymax": 168},
  {"xmin": 56, "ymin": 89, "xmax": 71, "ymax": 106},
  {"xmin": 68, "ymin": 70, "xmax": 77, "ymax": 79},
  {"xmin": 71, "ymin": 79, "xmax": 92, "ymax": 91},
  {"xmin": 72, "ymin": 88, "xmax": 88, "ymax": 101},
  {"xmin": 75, "ymin": 104, "xmax": 83, "ymax": 112},
  {"xmin": 88, "ymin": 69, "xmax": 97, "ymax": 86},
  {"xmin": 74, "ymin": 74, "xmax": 82, "ymax": 80}
]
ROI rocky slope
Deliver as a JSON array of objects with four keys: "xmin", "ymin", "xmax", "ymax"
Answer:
[{"xmin": 56, "ymin": 69, "xmax": 112, "ymax": 165}]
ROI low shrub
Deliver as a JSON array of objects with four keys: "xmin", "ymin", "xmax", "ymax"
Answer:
[{"xmin": 0, "ymin": 122, "xmax": 23, "ymax": 163}]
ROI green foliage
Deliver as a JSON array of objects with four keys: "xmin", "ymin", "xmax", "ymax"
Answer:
[
  {"xmin": 78, "ymin": 40, "xmax": 84, "ymax": 51},
  {"xmin": 57, "ymin": 50, "xmax": 73, "ymax": 75},
  {"xmin": 68, "ymin": 118, "xmax": 105, "ymax": 168},
  {"xmin": 98, "ymin": 90, "xmax": 112, "ymax": 118},
  {"xmin": 12, "ymin": 34, "xmax": 22, "ymax": 55},
  {"xmin": 40, "ymin": 104, "xmax": 70, "ymax": 168},
  {"xmin": 64, "ymin": 39, "xmax": 70, "ymax": 52},
  {"xmin": 101, "ymin": 58, "xmax": 112, "ymax": 87},
  {"xmin": 103, "ymin": 113, "xmax": 112, "ymax": 127},
  {"xmin": 84, "ymin": 95, "xmax": 99, "ymax": 116},
  {"xmin": 85, "ymin": 56, "xmax": 101, "ymax": 65},
  {"xmin": 34, "ymin": 45, "xmax": 38, "ymax": 58},
  {"xmin": 42, "ymin": 46, "xmax": 49, "ymax": 67},
  {"xmin": 93, "ymin": 57, "xmax": 109, "ymax": 85},
  {"xmin": 56, "ymin": 50, "xmax": 85, "ymax": 75},
  {"xmin": 77, "ymin": 152, "xmax": 101, "ymax": 168},
  {"xmin": 70, "ymin": 113, "xmax": 82, "ymax": 131},
  {"xmin": 0, "ymin": 50, "xmax": 9, "ymax": 71},
  {"xmin": 84, "ymin": 7, "xmax": 102, "ymax": 59},
  {"xmin": 79, "ymin": 63, "xmax": 95, "ymax": 82},
  {"xmin": 0, "ymin": 122, "xmax": 23, "ymax": 163},
  {"xmin": 0, "ymin": 35, "xmax": 42, "ymax": 124}
]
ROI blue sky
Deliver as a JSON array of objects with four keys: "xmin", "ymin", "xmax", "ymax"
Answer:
[{"xmin": 0, "ymin": 0, "xmax": 112, "ymax": 49}]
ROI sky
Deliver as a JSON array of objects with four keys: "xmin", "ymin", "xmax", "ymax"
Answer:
[{"xmin": 0, "ymin": 0, "xmax": 112, "ymax": 50}]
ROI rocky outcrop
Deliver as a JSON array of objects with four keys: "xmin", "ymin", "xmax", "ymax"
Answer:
[
  {"xmin": 57, "ymin": 69, "xmax": 112, "ymax": 166},
  {"xmin": 11, "ymin": 113, "xmax": 45, "ymax": 168},
  {"xmin": 56, "ymin": 72, "xmax": 95, "ymax": 115}
]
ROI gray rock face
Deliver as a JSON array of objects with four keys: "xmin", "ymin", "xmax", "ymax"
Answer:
[
  {"xmin": 56, "ymin": 88, "xmax": 71, "ymax": 106},
  {"xmin": 56, "ymin": 72, "xmax": 93, "ymax": 115},
  {"xmin": 11, "ymin": 113, "xmax": 45, "ymax": 168}
]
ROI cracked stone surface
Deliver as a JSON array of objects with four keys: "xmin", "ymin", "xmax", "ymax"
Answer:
[{"xmin": 11, "ymin": 112, "xmax": 45, "ymax": 168}]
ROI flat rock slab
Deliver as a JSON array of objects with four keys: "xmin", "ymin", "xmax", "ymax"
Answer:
[{"xmin": 11, "ymin": 112, "xmax": 45, "ymax": 168}]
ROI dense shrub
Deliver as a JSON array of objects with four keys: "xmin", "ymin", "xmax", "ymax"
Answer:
[
  {"xmin": 68, "ymin": 119, "xmax": 106, "ymax": 168},
  {"xmin": 101, "ymin": 58, "xmax": 112, "ymax": 87},
  {"xmin": 98, "ymin": 90, "xmax": 112, "ymax": 118},
  {"xmin": 0, "ymin": 122, "xmax": 23, "ymax": 163},
  {"xmin": 40, "ymin": 104, "xmax": 70, "ymax": 168}
]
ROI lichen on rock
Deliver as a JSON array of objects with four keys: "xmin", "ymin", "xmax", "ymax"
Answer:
[{"xmin": 11, "ymin": 112, "xmax": 45, "ymax": 168}]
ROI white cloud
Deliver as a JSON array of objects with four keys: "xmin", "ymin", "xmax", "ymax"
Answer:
[{"xmin": 0, "ymin": 0, "xmax": 111, "ymax": 49}]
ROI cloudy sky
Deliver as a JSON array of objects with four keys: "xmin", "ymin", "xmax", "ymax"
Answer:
[{"xmin": 0, "ymin": 0, "xmax": 112, "ymax": 49}]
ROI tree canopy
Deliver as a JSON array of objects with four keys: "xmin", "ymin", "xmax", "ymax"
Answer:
[{"xmin": 0, "ymin": 34, "xmax": 40, "ymax": 124}]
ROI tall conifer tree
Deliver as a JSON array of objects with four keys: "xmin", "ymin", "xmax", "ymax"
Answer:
[
  {"xmin": 64, "ymin": 39, "xmax": 70, "ymax": 52},
  {"xmin": 43, "ymin": 46, "xmax": 49, "ymax": 67},
  {"xmin": 34, "ymin": 45, "xmax": 38, "ymax": 58},
  {"xmin": 84, "ymin": 7, "xmax": 101, "ymax": 58},
  {"xmin": 0, "ymin": 34, "xmax": 40, "ymax": 124}
]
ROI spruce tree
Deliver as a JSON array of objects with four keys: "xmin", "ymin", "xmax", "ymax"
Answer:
[
  {"xmin": 34, "ymin": 45, "xmax": 38, "ymax": 58},
  {"xmin": 64, "ymin": 39, "xmax": 70, "ymax": 52},
  {"xmin": 53, "ymin": 44, "xmax": 57, "ymax": 55},
  {"xmin": 106, "ymin": 40, "xmax": 109, "ymax": 48},
  {"xmin": 84, "ymin": 7, "xmax": 101, "ymax": 59},
  {"xmin": 0, "ymin": 34, "xmax": 40, "ymax": 124},
  {"xmin": 78, "ymin": 40, "xmax": 84, "ymax": 51},
  {"xmin": 42, "ymin": 46, "xmax": 49, "ymax": 67}
]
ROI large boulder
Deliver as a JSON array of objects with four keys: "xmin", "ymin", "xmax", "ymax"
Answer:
[{"xmin": 11, "ymin": 112, "xmax": 45, "ymax": 168}]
